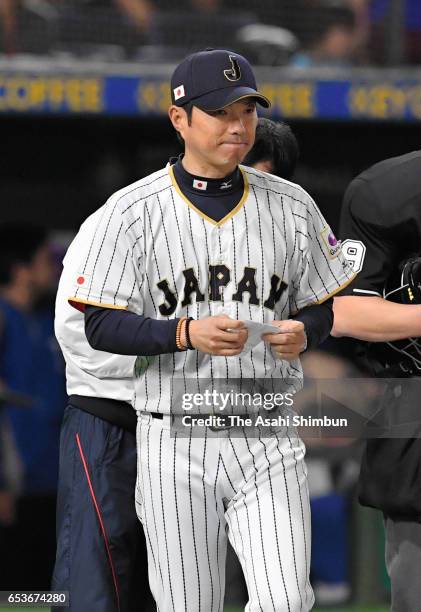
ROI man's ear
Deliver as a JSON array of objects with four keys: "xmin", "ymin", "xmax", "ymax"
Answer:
[{"xmin": 168, "ymin": 105, "xmax": 188, "ymax": 139}]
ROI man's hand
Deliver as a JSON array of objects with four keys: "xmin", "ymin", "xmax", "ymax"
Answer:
[
  {"xmin": 188, "ymin": 316, "xmax": 248, "ymax": 356},
  {"xmin": 263, "ymin": 320, "xmax": 306, "ymax": 361}
]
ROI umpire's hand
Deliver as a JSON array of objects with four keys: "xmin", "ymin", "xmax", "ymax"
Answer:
[
  {"xmin": 263, "ymin": 320, "xmax": 306, "ymax": 361},
  {"xmin": 189, "ymin": 316, "xmax": 248, "ymax": 356}
]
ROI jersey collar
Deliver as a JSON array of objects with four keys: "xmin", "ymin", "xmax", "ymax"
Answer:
[
  {"xmin": 168, "ymin": 164, "xmax": 249, "ymax": 227},
  {"xmin": 171, "ymin": 156, "xmax": 243, "ymax": 196}
]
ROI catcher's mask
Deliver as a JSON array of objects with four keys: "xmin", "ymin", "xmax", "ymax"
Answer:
[{"xmin": 383, "ymin": 255, "xmax": 421, "ymax": 373}]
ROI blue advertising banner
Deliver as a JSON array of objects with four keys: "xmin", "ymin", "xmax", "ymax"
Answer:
[{"xmin": 1, "ymin": 65, "xmax": 421, "ymax": 121}]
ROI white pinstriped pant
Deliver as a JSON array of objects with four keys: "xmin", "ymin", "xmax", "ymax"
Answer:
[{"xmin": 135, "ymin": 414, "xmax": 314, "ymax": 612}]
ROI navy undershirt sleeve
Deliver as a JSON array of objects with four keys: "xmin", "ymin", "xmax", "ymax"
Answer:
[
  {"xmin": 85, "ymin": 306, "xmax": 180, "ymax": 356},
  {"xmin": 85, "ymin": 300, "xmax": 333, "ymax": 355},
  {"xmin": 292, "ymin": 299, "xmax": 333, "ymax": 350}
]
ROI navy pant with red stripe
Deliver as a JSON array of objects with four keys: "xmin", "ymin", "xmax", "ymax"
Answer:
[{"xmin": 52, "ymin": 405, "xmax": 152, "ymax": 612}]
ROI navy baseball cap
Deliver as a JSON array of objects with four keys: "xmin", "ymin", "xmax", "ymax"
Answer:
[{"xmin": 170, "ymin": 48, "xmax": 271, "ymax": 111}]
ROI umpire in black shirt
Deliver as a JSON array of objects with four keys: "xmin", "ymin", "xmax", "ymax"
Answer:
[{"xmin": 332, "ymin": 150, "xmax": 421, "ymax": 611}]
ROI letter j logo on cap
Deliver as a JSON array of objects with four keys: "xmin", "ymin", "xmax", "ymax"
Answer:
[
  {"xmin": 224, "ymin": 55, "xmax": 241, "ymax": 82},
  {"xmin": 173, "ymin": 85, "xmax": 185, "ymax": 101}
]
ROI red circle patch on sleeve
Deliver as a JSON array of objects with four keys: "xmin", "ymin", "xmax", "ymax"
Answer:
[{"xmin": 77, "ymin": 276, "xmax": 85, "ymax": 285}]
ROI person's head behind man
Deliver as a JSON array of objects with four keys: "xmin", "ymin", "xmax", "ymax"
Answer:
[
  {"xmin": 168, "ymin": 48, "xmax": 270, "ymax": 177},
  {"xmin": 0, "ymin": 223, "xmax": 54, "ymax": 301},
  {"xmin": 243, "ymin": 117, "xmax": 299, "ymax": 181}
]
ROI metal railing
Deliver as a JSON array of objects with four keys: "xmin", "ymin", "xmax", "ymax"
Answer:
[{"xmin": 0, "ymin": 1, "xmax": 415, "ymax": 66}]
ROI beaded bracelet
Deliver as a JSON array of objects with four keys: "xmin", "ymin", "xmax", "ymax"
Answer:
[
  {"xmin": 176, "ymin": 316, "xmax": 188, "ymax": 350},
  {"xmin": 185, "ymin": 317, "xmax": 194, "ymax": 350}
]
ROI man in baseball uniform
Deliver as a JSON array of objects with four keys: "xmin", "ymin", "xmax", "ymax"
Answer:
[
  {"xmin": 69, "ymin": 49, "xmax": 355, "ymax": 611},
  {"xmin": 52, "ymin": 210, "xmax": 151, "ymax": 612}
]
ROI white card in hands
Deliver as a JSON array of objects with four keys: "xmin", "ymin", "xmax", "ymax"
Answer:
[{"xmin": 227, "ymin": 320, "xmax": 281, "ymax": 355}]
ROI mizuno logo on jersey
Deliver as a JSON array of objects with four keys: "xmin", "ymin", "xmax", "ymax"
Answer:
[
  {"xmin": 156, "ymin": 265, "xmax": 288, "ymax": 315},
  {"xmin": 220, "ymin": 180, "xmax": 232, "ymax": 190},
  {"xmin": 193, "ymin": 179, "xmax": 207, "ymax": 190}
]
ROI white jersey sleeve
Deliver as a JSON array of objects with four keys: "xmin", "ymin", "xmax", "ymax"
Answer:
[
  {"xmin": 55, "ymin": 207, "xmax": 136, "ymax": 402},
  {"xmin": 290, "ymin": 190, "xmax": 355, "ymax": 312},
  {"xmin": 69, "ymin": 190, "xmax": 144, "ymax": 313}
]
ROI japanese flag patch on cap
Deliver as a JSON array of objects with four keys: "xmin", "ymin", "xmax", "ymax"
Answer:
[
  {"xmin": 173, "ymin": 85, "xmax": 185, "ymax": 101},
  {"xmin": 193, "ymin": 179, "xmax": 207, "ymax": 191}
]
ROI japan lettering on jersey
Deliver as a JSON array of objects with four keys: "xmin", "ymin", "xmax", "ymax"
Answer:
[{"xmin": 70, "ymin": 165, "xmax": 355, "ymax": 414}]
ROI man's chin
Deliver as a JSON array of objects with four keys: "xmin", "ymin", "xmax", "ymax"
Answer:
[{"xmin": 219, "ymin": 152, "xmax": 247, "ymax": 168}]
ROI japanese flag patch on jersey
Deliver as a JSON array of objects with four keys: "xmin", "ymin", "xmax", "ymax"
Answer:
[
  {"xmin": 320, "ymin": 227, "xmax": 341, "ymax": 259},
  {"xmin": 74, "ymin": 273, "xmax": 91, "ymax": 289},
  {"xmin": 193, "ymin": 179, "xmax": 208, "ymax": 190}
]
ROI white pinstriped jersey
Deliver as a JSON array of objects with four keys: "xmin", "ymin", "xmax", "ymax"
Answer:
[
  {"xmin": 70, "ymin": 165, "xmax": 355, "ymax": 414},
  {"xmin": 56, "ymin": 207, "xmax": 136, "ymax": 402}
]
